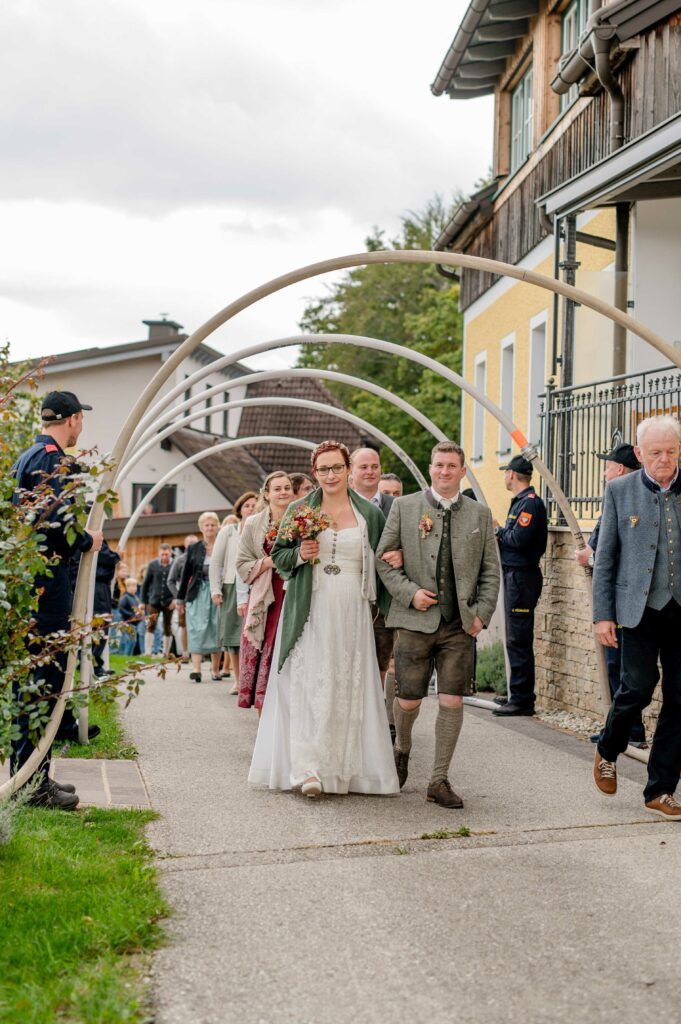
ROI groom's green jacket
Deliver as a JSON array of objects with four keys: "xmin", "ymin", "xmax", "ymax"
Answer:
[{"xmin": 271, "ymin": 488, "xmax": 389, "ymax": 670}]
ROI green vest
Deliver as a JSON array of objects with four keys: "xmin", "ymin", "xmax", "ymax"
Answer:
[
  {"xmin": 436, "ymin": 508, "xmax": 459, "ymax": 624},
  {"xmin": 271, "ymin": 488, "xmax": 390, "ymax": 670}
]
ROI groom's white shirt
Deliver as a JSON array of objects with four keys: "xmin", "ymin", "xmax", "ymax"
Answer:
[{"xmin": 429, "ymin": 485, "xmax": 460, "ymax": 510}]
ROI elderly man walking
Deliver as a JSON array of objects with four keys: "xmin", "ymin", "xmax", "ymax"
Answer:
[
  {"xmin": 376, "ymin": 440, "xmax": 499, "ymax": 807},
  {"xmin": 593, "ymin": 415, "xmax": 681, "ymax": 819}
]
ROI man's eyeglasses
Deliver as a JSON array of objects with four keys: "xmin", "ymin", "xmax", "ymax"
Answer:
[{"xmin": 316, "ymin": 464, "xmax": 346, "ymax": 476}]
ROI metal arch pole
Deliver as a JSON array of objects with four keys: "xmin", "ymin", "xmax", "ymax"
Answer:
[
  {"xmin": 10, "ymin": 248, "xmax": 668, "ymax": 796},
  {"xmin": 118, "ymin": 436, "xmax": 317, "ymax": 551}
]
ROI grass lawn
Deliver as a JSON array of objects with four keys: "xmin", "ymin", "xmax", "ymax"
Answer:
[
  {"xmin": 57, "ymin": 655, "xmax": 156, "ymax": 761},
  {"xmin": 0, "ymin": 806, "xmax": 168, "ymax": 1024}
]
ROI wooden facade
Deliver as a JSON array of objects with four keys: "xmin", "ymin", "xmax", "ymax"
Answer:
[{"xmin": 456, "ymin": 12, "xmax": 681, "ymax": 310}]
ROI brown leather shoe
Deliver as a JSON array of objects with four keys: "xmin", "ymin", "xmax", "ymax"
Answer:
[
  {"xmin": 394, "ymin": 749, "xmax": 409, "ymax": 789},
  {"xmin": 427, "ymin": 779, "xmax": 464, "ymax": 808},
  {"xmin": 594, "ymin": 751, "xmax": 617, "ymax": 795},
  {"xmin": 645, "ymin": 794, "xmax": 681, "ymax": 819}
]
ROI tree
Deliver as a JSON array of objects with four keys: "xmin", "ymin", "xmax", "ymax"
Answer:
[{"xmin": 297, "ymin": 195, "xmax": 464, "ymax": 485}]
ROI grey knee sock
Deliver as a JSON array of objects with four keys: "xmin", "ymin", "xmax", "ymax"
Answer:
[
  {"xmin": 431, "ymin": 704, "xmax": 463, "ymax": 784},
  {"xmin": 393, "ymin": 701, "xmax": 420, "ymax": 753},
  {"xmin": 384, "ymin": 671, "xmax": 396, "ymax": 727}
]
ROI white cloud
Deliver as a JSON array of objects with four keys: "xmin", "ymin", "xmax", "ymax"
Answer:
[{"xmin": 2, "ymin": 0, "xmax": 493, "ymax": 364}]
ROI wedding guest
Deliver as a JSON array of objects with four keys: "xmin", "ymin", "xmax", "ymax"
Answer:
[
  {"xmin": 350, "ymin": 447, "xmax": 396, "ymax": 692},
  {"xmin": 236, "ymin": 473, "xmax": 293, "ymax": 712},
  {"xmin": 140, "ymin": 544, "xmax": 175, "ymax": 658},
  {"xmin": 290, "ymin": 472, "xmax": 315, "ymax": 498},
  {"xmin": 177, "ymin": 514, "xmax": 221, "ymax": 683},
  {"xmin": 210, "ymin": 491, "xmax": 258, "ymax": 695},
  {"xmin": 592, "ymin": 415, "xmax": 681, "ymax": 819},
  {"xmin": 380, "ymin": 472, "xmax": 403, "ymax": 499},
  {"xmin": 249, "ymin": 441, "xmax": 399, "ymax": 797},
  {"xmin": 117, "ymin": 578, "xmax": 144, "ymax": 656},
  {"xmin": 376, "ymin": 440, "xmax": 500, "ymax": 808},
  {"xmin": 575, "ymin": 443, "xmax": 646, "ymax": 748},
  {"xmin": 168, "ymin": 534, "xmax": 198, "ymax": 661}
]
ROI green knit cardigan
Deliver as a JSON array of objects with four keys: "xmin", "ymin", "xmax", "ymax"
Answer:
[{"xmin": 271, "ymin": 487, "xmax": 390, "ymax": 670}]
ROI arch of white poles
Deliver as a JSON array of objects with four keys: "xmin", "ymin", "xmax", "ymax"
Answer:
[
  {"xmin": 115, "ymin": 367, "xmax": 507, "ymax": 712},
  {"xmin": 118, "ymin": 396, "xmax": 425, "ymax": 503},
  {"xmin": 6, "ymin": 247, "xmax": 671, "ymax": 796},
  {"xmin": 121, "ymin": 365, "xmax": 486, "ymax": 503}
]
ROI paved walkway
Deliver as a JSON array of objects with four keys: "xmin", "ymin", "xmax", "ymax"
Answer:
[
  {"xmin": 0, "ymin": 757, "xmax": 150, "ymax": 808},
  {"xmin": 124, "ymin": 666, "xmax": 681, "ymax": 1024}
]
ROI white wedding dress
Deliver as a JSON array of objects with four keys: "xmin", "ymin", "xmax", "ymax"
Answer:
[{"xmin": 248, "ymin": 526, "xmax": 399, "ymax": 795}]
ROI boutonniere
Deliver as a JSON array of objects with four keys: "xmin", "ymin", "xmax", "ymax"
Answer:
[{"xmin": 419, "ymin": 512, "xmax": 434, "ymax": 539}]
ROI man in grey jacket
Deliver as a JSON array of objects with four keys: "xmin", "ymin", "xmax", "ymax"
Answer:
[
  {"xmin": 592, "ymin": 415, "xmax": 681, "ymax": 819},
  {"xmin": 376, "ymin": 440, "xmax": 499, "ymax": 808}
]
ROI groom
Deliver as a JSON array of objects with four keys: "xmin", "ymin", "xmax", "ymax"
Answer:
[{"xmin": 376, "ymin": 441, "xmax": 500, "ymax": 807}]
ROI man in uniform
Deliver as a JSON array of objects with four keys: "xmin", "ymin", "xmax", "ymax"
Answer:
[
  {"xmin": 11, "ymin": 390, "xmax": 103, "ymax": 809},
  {"xmin": 493, "ymin": 455, "xmax": 548, "ymax": 717}
]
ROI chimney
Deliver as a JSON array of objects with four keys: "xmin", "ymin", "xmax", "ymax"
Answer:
[{"xmin": 143, "ymin": 316, "xmax": 184, "ymax": 341}]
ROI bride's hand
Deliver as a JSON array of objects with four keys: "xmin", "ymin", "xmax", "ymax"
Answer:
[
  {"xmin": 381, "ymin": 549, "xmax": 403, "ymax": 569},
  {"xmin": 300, "ymin": 539, "xmax": 320, "ymax": 561}
]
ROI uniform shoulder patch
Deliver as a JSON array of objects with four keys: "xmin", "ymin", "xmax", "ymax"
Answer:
[
  {"xmin": 44, "ymin": 444, "xmax": 59, "ymax": 453},
  {"xmin": 518, "ymin": 511, "xmax": 533, "ymax": 527}
]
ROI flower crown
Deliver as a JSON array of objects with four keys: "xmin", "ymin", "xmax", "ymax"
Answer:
[{"xmin": 310, "ymin": 440, "xmax": 350, "ymax": 471}]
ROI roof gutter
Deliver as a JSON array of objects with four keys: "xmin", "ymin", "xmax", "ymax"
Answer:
[{"xmin": 431, "ymin": 0, "xmax": 490, "ymax": 96}]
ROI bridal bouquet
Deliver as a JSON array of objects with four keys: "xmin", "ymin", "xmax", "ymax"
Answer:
[{"xmin": 279, "ymin": 504, "xmax": 330, "ymax": 564}]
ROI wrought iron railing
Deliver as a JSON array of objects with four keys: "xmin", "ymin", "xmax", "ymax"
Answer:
[{"xmin": 538, "ymin": 364, "xmax": 681, "ymax": 523}]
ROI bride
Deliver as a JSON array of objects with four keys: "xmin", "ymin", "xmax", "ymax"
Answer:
[{"xmin": 248, "ymin": 440, "xmax": 399, "ymax": 797}]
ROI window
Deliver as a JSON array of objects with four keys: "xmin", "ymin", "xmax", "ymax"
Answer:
[
  {"xmin": 510, "ymin": 66, "xmax": 533, "ymax": 172},
  {"xmin": 473, "ymin": 356, "xmax": 487, "ymax": 461},
  {"xmin": 498, "ymin": 336, "xmax": 515, "ymax": 456},
  {"xmin": 131, "ymin": 483, "xmax": 177, "ymax": 514},
  {"xmin": 183, "ymin": 376, "xmax": 191, "ymax": 418},
  {"xmin": 222, "ymin": 392, "xmax": 229, "ymax": 437},
  {"xmin": 528, "ymin": 317, "xmax": 547, "ymax": 446},
  {"xmin": 204, "ymin": 384, "xmax": 213, "ymax": 432},
  {"xmin": 561, "ymin": 0, "xmax": 586, "ymax": 110}
]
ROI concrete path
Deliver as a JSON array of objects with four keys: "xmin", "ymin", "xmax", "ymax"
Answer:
[
  {"xmin": 0, "ymin": 757, "xmax": 150, "ymax": 809},
  {"xmin": 126, "ymin": 666, "xmax": 681, "ymax": 1024}
]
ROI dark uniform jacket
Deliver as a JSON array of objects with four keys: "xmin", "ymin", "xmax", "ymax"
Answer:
[
  {"xmin": 11, "ymin": 433, "xmax": 93, "ymax": 631},
  {"xmin": 496, "ymin": 486, "xmax": 548, "ymax": 569}
]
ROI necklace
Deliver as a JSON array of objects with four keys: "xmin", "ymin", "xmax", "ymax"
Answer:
[{"xmin": 323, "ymin": 527, "xmax": 341, "ymax": 575}]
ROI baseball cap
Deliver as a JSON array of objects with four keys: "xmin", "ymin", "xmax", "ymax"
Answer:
[
  {"xmin": 596, "ymin": 443, "xmax": 640, "ymax": 470},
  {"xmin": 41, "ymin": 391, "xmax": 93, "ymax": 421},
  {"xmin": 499, "ymin": 455, "xmax": 534, "ymax": 476}
]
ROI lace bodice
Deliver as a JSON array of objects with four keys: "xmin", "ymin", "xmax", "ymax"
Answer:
[{"xmin": 318, "ymin": 526, "xmax": 362, "ymax": 575}]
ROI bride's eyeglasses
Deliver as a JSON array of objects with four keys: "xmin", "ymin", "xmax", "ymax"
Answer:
[{"xmin": 316, "ymin": 464, "xmax": 346, "ymax": 476}]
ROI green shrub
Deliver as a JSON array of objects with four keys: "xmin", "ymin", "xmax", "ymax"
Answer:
[{"xmin": 475, "ymin": 640, "xmax": 507, "ymax": 694}]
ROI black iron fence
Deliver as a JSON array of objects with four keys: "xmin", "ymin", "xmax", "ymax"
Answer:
[{"xmin": 538, "ymin": 364, "xmax": 681, "ymax": 523}]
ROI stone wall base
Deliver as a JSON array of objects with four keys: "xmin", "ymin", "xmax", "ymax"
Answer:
[{"xmin": 536, "ymin": 528, "xmax": 661, "ymax": 734}]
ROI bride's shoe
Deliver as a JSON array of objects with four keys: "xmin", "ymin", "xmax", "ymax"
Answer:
[{"xmin": 301, "ymin": 775, "xmax": 322, "ymax": 798}]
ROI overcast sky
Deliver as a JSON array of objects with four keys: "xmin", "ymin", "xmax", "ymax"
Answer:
[{"xmin": 2, "ymin": 0, "xmax": 492, "ymax": 369}]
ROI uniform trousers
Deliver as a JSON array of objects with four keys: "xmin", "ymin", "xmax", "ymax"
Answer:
[{"xmin": 502, "ymin": 565, "xmax": 542, "ymax": 709}]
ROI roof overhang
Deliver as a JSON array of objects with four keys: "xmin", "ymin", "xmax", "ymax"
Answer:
[
  {"xmin": 431, "ymin": 0, "xmax": 537, "ymax": 99},
  {"xmin": 538, "ymin": 111, "xmax": 681, "ymax": 217},
  {"xmin": 434, "ymin": 180, "xmax": 499, "ymax": 251}
]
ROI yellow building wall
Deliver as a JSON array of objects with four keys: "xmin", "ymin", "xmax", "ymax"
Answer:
[{"xmin": 462, "ymin": 209, "xmax": 617, "ymax": 523}]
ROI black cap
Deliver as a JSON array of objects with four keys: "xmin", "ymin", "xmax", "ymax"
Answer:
[
  {"xmin": 41, "ymin": 391, "xmax": 93, "ymax": 421},
  {"xmin": 499, "ymin": 455, "xmax": 534, "ymax": 476},
  {"xmin": 596, "ymin": 443, "xmax": 640, "ymax": 470}
]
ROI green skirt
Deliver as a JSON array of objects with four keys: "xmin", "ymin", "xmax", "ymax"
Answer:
[
  {"xmin": 219, "ymin": 582, "xmax": 242, "ymax": 651},
  {"xmin": 186, "ymin": 578, "xmax": 219, "ymax": 655}
]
